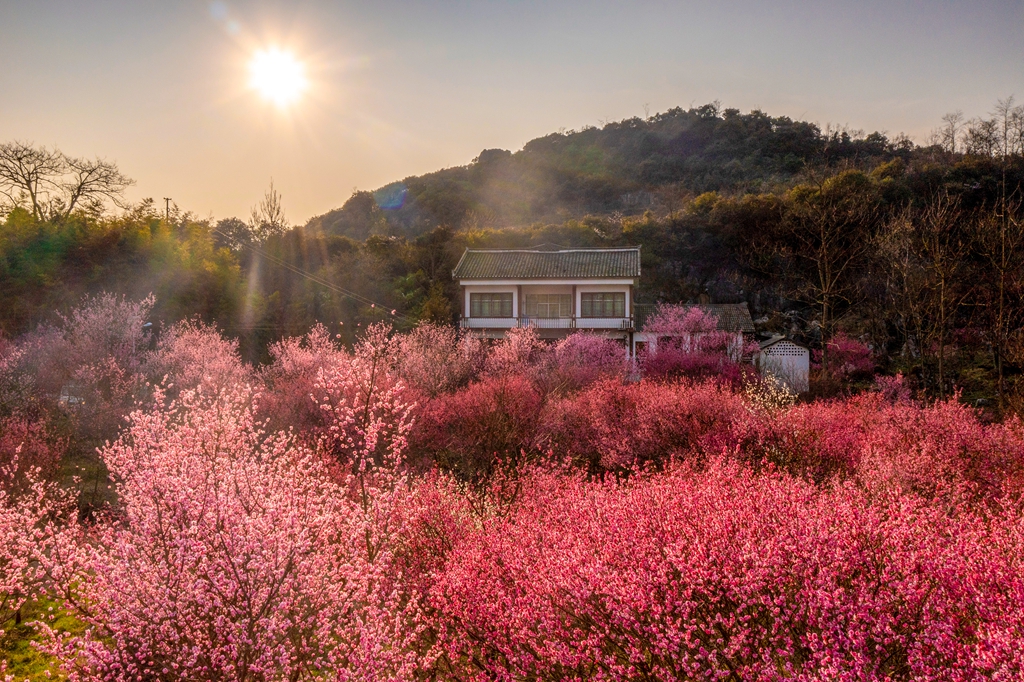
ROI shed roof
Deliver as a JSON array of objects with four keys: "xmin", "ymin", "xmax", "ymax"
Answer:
[
  {"xmin": 697, "ymin": 303, "xmax": 756, "ymax": 333},
  {"xmin": 453, "ymin": 247, "xmax": 641, "ymax": 280},
  {"xmin": 759, "ymin": 335, "xmax": 810, "ymax": 351}
]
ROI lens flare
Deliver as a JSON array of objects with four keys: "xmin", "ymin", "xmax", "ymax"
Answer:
[{"xmin": 248, "ymin": 48, "xmax": 307, "ymax": 107}]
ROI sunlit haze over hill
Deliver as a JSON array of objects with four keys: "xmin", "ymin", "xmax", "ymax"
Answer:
[{"xmin": 1, "ymin": 0, "xmax": 1022, "ymax": 222}]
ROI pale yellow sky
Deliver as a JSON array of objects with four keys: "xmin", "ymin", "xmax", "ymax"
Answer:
[{"xmin": 1, "ymin": 0, "xmax": 1022, "ymax": 224}]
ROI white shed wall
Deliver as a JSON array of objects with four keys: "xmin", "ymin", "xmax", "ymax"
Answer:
[{"xmin": 758, "ymin": 341, "xmax": 810, "ymax": 393}]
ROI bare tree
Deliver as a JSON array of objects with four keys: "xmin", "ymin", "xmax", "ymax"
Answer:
[
  {"xmin": 60, "ymin": 154, "xmax": 134, "ymax": 217},
  {"xmin": 0, "ymin": 141, "xmax": 133, "ymax": 220},
  {"xmin": 777, "ymin": 172, "xmax": 878, "ymax": 373},
  {"xmin": 974, "ymin": 199, "xmax": 1024, "ymax": 410},
  {"xmin": 248, "ymin": 180, "xmax": 289, "ymax": 242},
  {"xmin": 0, "ymin": 142, "xmax": 64, "ymax": 219},
  {"xmin": 917, "ymin": 195, "xmax": 971, "ymax": 398},
  {"xmin": 877, "ymin": 211, "xmax": 931, "ymax": 370},
  {"xmin": 932, "ymin": 110, "xmax": 965, "ymax": 154},
  {"xmin": 992, "ymin": 97, "xmax": 1024, "ymax": 158},
  {"xmin": 963, "ymin": 118, "xmax": 1000, "ymax": 157}
]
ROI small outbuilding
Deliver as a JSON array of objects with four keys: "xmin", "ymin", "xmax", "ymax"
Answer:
[{"xmin": 757, "ymin": 336, "xmax": 810, "ymax": 393}]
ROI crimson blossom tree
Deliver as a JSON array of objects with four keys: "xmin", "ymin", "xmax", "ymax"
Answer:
[
  {"xmin": 540, "ymin": 378, "xmax": 761, "ymax": 472},
  {"xmin": 430, "ymin": 460, "xmax": 1024, "ymax": 680}
]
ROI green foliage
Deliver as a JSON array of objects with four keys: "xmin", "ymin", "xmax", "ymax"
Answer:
[
  {"xmin": 0, "ymin": 203, "xmax": 241, "ymax": 337},
  {"xmin": 2, "ymin": 598, "xmax": 84, "ymax": 681}
]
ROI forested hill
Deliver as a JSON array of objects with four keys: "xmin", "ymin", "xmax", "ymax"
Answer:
[
  {"xmin": 3, "ymin": 100, "xmax": 1024, "ymax": 407},
  {"xmin": 307, "ymin": 103, "xmax": 912, "ymax": 238}
]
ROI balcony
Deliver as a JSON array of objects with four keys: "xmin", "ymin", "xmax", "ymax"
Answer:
[
  {"xmin": 576, "ymin": 317, "xmax": 634, "ymax": 331},
  {"xmin": 519, "ymin": 316, "xmax": 574, "ymax": 329},
  {"xmin": 460, "ymin": 316, "xmax": 634, "ymax": 331},
  {"xmin": 459, "ymin": 317, "xmax": 519, "ymax": 329}
]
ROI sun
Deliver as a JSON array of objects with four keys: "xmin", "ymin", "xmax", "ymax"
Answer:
[{"xmin": 248, "ymin": 48, "xmax": 307, "ymax": 107}]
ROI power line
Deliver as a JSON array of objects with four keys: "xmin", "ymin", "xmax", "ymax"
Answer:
[{"xmin": 210, "ymin": 227, "xmax": 416, "ymax": 325}]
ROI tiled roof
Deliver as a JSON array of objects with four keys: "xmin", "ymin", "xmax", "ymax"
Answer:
[
  {"xmin": 453, "ymin": 247, "xmax": 641, "ymax": 280},
  {"xmin": 699, "ymin": 303, "xmax": 756, "ymax": 333}
]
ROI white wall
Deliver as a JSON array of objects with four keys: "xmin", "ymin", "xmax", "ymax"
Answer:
[{"xmin": 758, "ymin": 342, "xmax": 810, "ymax": 393}]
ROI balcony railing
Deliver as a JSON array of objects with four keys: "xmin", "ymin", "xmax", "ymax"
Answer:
[
  {"xmin": 633, "ymin": 304, "xmax": 656, "ymax": 332},
  {"xmin": 460, "ymin": 316, "xmax": 635, "ymax": 331},
  {"xmin": 519, "ymin": 316, "xmax": 575, "ymax": 329},
  {"xmin": 459, "ymin": 317, "xmax": 518, "ymax": 329}
]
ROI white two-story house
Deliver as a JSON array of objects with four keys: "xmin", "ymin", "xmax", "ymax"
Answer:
[{"xmin": 453, "ymin": 245, "xmax": 641, "ymax": 349}]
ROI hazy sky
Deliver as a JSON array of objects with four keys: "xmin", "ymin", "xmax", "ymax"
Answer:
[{"xmin": 1, "ymin": 1, "xmax": 1022, "ymax": 223}]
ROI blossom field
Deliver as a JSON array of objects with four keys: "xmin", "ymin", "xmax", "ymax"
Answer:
[{"xmin": 2, "ymin": 295, "xmax": 1024, "ymax": 681}]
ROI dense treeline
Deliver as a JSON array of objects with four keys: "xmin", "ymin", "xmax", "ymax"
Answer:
[{"xmin": 2, "ymin": 101, "xmax": 1024, "ymax": 410}]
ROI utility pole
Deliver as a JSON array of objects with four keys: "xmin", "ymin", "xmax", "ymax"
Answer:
[{"xmin": 163, "ymin": 197, "xmax": 172, "ymax": 220}]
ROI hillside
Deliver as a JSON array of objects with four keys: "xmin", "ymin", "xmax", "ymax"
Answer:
[
  {"xmin": 3, "ymin": 100, "xmax": 1024, "ymax": 409},
  {"xmin": 306, "ymin": 103, "xmax": 913, "ymax": 238}
]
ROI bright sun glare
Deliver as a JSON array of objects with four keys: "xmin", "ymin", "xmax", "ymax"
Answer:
[{"xmin": 248, "ymin": 48, "xmax": 307, "ymax": 107}]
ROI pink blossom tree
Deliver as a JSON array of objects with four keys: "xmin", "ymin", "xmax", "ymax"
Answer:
[
  {"xmin": 543, "ymin": 332, "xmax": 627, "ymax": 394},
  {"xmin": 43, "ymin": 384, "xmax": 427, "ymax": 681},
  {"xmin": 309, "ymin": 323, "xmax": 417, "ymax": 471},
  {"xmin": 640, "ymin": 304, "xmax": 755, "ymax": 385},
  {"xmin": 0, "ymin": 340, "xmax": 34, "ymax": 416},
  {"xmin": 144, "ymin": 319, "xmax": 251, "ymax": 398},
  {"xmin": 257, "ymin": 323, "xmax": 350, "ymax": 438},
  {"xmin": 5, "ymin": 293, "xmax": 155, "ymax": 444},
  {"xmin": 0, "ymin": 457, "xmax": 80, "ymax": 634},
  {"xmin": 483, "ymin": 326, "xmax": 548, "ymax": 378},
  {"xmin": 0, "ymin": 416, "xmax": 64, "ymax": 482},
  {"xmin": 394, "ymin": 322, "xmax": 484, "ymax": 398}
]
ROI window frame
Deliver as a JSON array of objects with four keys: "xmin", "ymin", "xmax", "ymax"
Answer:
[
  {"xmin": 580, "ymin": 292, "xmax": 626, "ymax": 318},
  {"xmin": 524, "ymin": 293, "xmax": 573, "ymax": 318},
  {"xmin": 469, "ymin": 292, "xmax": 514, "ymax": 318}
]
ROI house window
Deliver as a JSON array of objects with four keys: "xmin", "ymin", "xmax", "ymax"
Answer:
[
  {"xmin": 470, "ymin": 292, "xmax": 513, "ymax": 317},
  {"xmin": 581, "ymin": 292, "xmax": 625, "ymax": 318},
  {"xmin": 524, "ymin": 294, "xmax": 572, "ymax": 318}
]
